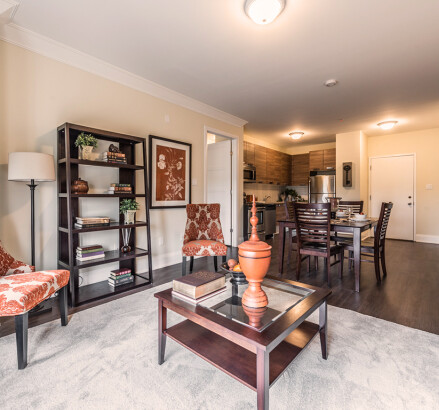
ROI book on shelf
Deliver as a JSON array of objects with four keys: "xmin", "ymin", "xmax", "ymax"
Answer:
[
  {"xmin": 77, "ymin": 245, "xmax": 104, "ymax": 251},
  {"xmin": 108, "ymin": 187, "xmax": 132, "ymax": 192},
  {"xmin": 76, "ymin": 217, "xmax": 110, "ymax": 223},
  {"xmin": 172, "ymin": 271, "xmax": 226, "ymax": 299},
  {"xmin": 108, "ymin": 275, "xmax": 134, "ymax": 287},
  {"xmin": 171, "ymin": 286, "xmax": 227, "ymax": 305},
  {"xmin": 75, "ymin": 223, "xmax": 111, "ymax": 228},
  {"xmin": 76, "ymin": 254, "xmax": 105, "ymax": 261},
  {"xmin": 102, "ymin": 152, "xmax": 126, "ymax": 158},
  {"xmin": 110, "ymin": 183, "xmax": 131, "ymax": 187},
  {"xmin": 109, "ymin": 273, "xmax": 132, "ymax": 280},
  {"xmin": 76, "ymin": 250, "xmax": 105, "ymax": 257},
  {"xmin": 111, "ymin": 268, "xmax": 132, "ymax": 275}
]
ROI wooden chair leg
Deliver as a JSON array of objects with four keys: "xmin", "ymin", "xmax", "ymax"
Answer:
[
  {"xmin": 381, "ymin": 248, "xmax": 388, "ymax": 277},
  {"xmin": 307, "ymin": 256, "xmax": 310, "ymax": 273},
  {"xmin": 182, "ymin": 257, "xmax": 187, "ymax": 276},
  {"xmin": 59, "ymin": 285, "xmax": 68, "ymax": 326},
  {"xmin": 374, "ymin": 252, "xmax": 381, "ymax": 283},
  {"xmin": 189, "ymin": 256, "xmax": 194, "ymax": 272},
  {"xmin": 314, "ymin": 256, "xmax": 318, "ymax": 270},
  {"xmin": 339, "ymin": 250, "xmax": 344, "ymax": 279},
  {"xmin": 213, "ymin": 256, "xmax": 218, "ymax": 272},
  {"xmin": 296, "ymin": 252, "xmax": 302, "ymax": 281},
  {"xmin": 15, "ymin": 313, "xmax": 28, "ymax": 370},
  {"xmin": 222, "ymin": 255, "xmax": 227, "ymax": 264},
  {"xmin": 349, "ymin": 251, "xmax": 354, "ymax": 269},
  {"xmin": 325, "ymin": 257, "xmax": 331, "ymax": 287}
]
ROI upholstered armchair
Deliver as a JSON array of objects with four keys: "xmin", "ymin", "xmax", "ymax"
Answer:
[
  {"xmin": 0, "ymin": 241, "xmax": 70, "ymax": 369},
  {"xmin": 182, "ymin": 203, "xmax": 228, "ymax": 275}
]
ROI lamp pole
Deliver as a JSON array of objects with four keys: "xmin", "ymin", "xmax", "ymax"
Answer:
[{"xmin": 26, "ymin": 179, "xmax": 37, "ymax": 267}]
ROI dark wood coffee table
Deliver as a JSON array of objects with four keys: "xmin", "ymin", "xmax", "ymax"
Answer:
[{"xmin": 154, "ymin": 276, "xmax": 331, "ymax": 409}]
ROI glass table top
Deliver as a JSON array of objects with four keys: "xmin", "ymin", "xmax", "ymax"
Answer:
[{"xmin": 199, "ymin": 278, "xmax": 314, "ymax": 332}]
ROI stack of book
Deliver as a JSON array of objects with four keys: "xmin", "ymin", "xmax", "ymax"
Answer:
[
  {"xmin": 76, "ymin": 244, "xmax": 105, "ymax": 261},
  {"xmin": 172, "ymin": 271, "xmax": 226, "ymax": 304},
  {"xmin": 101, "ymin": 152, "xmax": 127, "ymax": 164},
  {"xmin": 74, "ymin": 217, "xmax": 111, "ymax": 228},
  {"xmin": 108, "ymin": 183, "xmax": 132, "ymax": 194},
  {"xmin": 108, "ymin": 268, "xmax": 134, "ymax": 287}
]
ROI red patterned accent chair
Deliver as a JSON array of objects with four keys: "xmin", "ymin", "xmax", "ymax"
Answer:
[
  {"xmin": 182, "ymin": 203, "xmax": 228, "ymax": 275},
  {"xmin": 0, "ymin": 242, "xmax": 70, "ymax": 369}
]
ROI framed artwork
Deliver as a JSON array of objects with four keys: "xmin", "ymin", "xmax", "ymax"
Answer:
[{"xmin": 149, "ymin": 135, "xmax": 192, "ymax": 209}]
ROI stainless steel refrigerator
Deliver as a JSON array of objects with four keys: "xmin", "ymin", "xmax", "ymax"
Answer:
[{"xmin": 309, "ymin": 173, "xmax": 336, "ymax": 203}]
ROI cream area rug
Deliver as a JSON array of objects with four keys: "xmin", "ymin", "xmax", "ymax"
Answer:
[{"xmin": 0, "ymin": 281, "xmax": 438, "ymax": 410}]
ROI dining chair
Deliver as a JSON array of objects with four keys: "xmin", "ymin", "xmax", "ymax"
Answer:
[
  {"xmin": 342, "ymin": 202, "xmax": 393, "ymax": 283},
  {"xmin": 292, "ymin": 202, "xmax": 344, "ymax": 287},
  {"xmin": 182, "ymin": 203, "xmax": 227, "ymax": 275},
  {"xmin": 338, "ymin": 200, "xmax": 364, "ymax": 214}
]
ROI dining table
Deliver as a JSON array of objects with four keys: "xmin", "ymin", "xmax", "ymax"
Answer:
[{"xmin": 278, "ymin": 217, "xmax": 378, "ymax": 292}]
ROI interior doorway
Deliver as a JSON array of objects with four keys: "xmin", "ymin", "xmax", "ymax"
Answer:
[
  {"xmin": 204, "ymin": 129, "xmax": 239, "ymax": 247},
  {"xmin": 369, "ymin": 154, "xmax": 415, "ymax": 241}
]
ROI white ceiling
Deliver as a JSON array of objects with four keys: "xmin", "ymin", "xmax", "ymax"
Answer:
[{"xmin": 9, "ymin": 0, "xmax": 439, "ymax": 146}]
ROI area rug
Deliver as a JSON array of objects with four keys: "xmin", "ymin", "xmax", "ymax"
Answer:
[{"xmin": 0, "ymin": 282, "xmax": 438, "ymax": 410}]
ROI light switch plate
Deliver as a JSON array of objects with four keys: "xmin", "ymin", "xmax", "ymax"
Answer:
[
  {"xmin": 192, "ymin": 178, "xmax": 198, "ymax": 186},
  {"xmin": 426, "ymin": 184, "xmax": 433, "ymax": 190}
]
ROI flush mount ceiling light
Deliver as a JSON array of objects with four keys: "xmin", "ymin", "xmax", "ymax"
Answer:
[
  {"xmin": 377, "ymin": 120, "xmax": 398, "ymax": 130},
  {"xmin": 245, "ymin": 0, "xmax": 286, "ymax": 25},
  {"xmin": 289, "ymin": 132, "xmax": 304, "ymax": 140},
  {"xmin": 324, "ymin": 79, "xmax": 338, "ymax": 87}
]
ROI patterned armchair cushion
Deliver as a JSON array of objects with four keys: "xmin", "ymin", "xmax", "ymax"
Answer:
[
  {"xmin": 183, "ymin": 204, "xmax": 225, "ymax": 245},
  {"xmin": 182, "ymin": 240, "xmax": 227, "ymax": 257},
  {"xmin": 0, "ymin": 241, "xmax": 35, "ymax": 276},
  {"xmin": 0, "ymin": 270, "xmax": 70, "ymax": 316}
]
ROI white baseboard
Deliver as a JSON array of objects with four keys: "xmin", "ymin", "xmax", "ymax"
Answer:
[{"xmin": 415, "ymin": 234, "xmax": 439, "ymax": 244}]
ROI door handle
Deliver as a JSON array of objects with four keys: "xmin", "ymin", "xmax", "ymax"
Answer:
[{"xmin": 408, "ymin": 202, "xmax": 412, "ymax": 205}]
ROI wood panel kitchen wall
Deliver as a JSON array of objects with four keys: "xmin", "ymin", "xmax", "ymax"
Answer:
[{"xmin": 244, "ymin": 141, "xmax": 334, "ymax": 186}]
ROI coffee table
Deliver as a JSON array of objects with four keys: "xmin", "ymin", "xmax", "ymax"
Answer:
[{"xmin": 154, "ymin": 276, "xmax": 331, "ymax": 409}]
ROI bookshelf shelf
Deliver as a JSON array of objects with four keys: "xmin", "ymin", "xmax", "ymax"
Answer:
[{"xmin": 57, "ymin": 123, "xmax": 153, "ymax": 308}]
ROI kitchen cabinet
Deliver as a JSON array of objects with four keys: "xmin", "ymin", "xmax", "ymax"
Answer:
[
  {"xmin": 309, "ymin": 148, "xmax": 336, "ymax": 171},
  {"xmin": 265, "ymin": 148, "xmax": 281, "ymax": 184},
  {"xmin": 244, "ymin": 141, "xmax": 255, "ymax": 165},
  {"xmin": 254, "ymin": 144, "xmax": 267, "ymax": 183},
  {"xmin": 323, "ymin": 148, "xmax": 336, "ymax": 169},
  {"xmin": 309, "ymin": 150, "xmax": 324, "ymax": 171},
  {"xmin": 280, "ymin": 153, "xmax": 291, "ymax": 185},
  {"xmin": 291, "ymin": 153, "xmax": 309, "ymax": 186}
]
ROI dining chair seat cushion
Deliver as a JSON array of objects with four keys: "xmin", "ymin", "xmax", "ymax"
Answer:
[
  {"xmin": 0, "ymin": 242, "xmax": 35, "ymax": 277},
  {"xmin": 182, "ymin": 240, "xmax": 227, "ymax": 257},
  {"xmin": 300, "ymin": 243, "xmax": 343, "ymax": 255},
  {"xmin": 0, "ymin": 270, "xmax": 70, "ymax": 316},
  {"xmin": 343, "ymin": 237, "xmax": 376, "ymax": 253}
]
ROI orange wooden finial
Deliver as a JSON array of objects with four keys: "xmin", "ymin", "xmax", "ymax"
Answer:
[{"xmin": 249, "ymin": 195, "xmax": 259, "ymax": 241}]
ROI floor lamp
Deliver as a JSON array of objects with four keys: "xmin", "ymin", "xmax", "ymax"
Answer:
[{"xmin": 8, "ymin": 152, "xmax": 55, "ymax": 267}]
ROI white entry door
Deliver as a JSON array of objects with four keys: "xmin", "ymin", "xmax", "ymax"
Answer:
[
  {"xmin": 207, "ymin": 140, "xmax": 232, "ymax": 246},
  {"xmin": 370, "ymin": 155, "xmax": 415, "ymax": 240}
]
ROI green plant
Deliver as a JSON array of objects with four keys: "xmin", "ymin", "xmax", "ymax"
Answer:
[
  {"xmin": 75, "ymin": 132, "xmax": 98, "ymax": 148},
  {"xmin": 119, "ymin": 199, "xmax": 140, "ymax": 214},
  {"xmin": 284, "ymin": 188, "xmax": 302, "ymax": 201}
]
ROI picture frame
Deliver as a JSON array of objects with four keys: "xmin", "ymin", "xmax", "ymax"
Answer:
[{"xmin": 148, "ymin": 135, "xmax": 192, "ymax": 209}]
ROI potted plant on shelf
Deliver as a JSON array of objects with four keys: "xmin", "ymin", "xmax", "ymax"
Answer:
[
  {"xmin": 75, "ymin": 132, "xmax": 98, "ymax": 160},
  {"xmin": 120, "ymin": 199, "xmax": 140, "ymax": 225}
]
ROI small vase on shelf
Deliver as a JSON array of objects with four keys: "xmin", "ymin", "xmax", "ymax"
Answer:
[
  {"xmin": 124, "ymin": 210, "xmax": 136, "ymax": 225},
  {"xmin": 79, "ymin": 145, "xmax": 94, "ymax": 160},
  {"xmin": 121, "ymin": 228, "xmax": 132, "ymax": 253}
]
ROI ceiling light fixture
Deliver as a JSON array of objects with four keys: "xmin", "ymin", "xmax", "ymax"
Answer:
[
  {"xmin": 377, "ymin": 120, "xmax": 398, "ymax": 130},
  {"xmin": 289, "ymin": 132, "xmax": 304, "ymax": 140},
  {"xmin": 244, "ymin": 0, "xmax": 286, "ymax": 25},
  {"xmin": 324, "ymin": 79, "xmax": 338, "ymax": 87}
]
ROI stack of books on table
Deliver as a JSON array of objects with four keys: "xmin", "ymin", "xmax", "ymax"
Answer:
[
  {"xmin": 74, "ymin": 217, "xmax": 111, "ymax": 228},
  {"xmin": 76, "ymin": 245, "xmax": 105, "ymax": 261},
  {"xmin": 108, "ymin": 268, "xmax": 134, "ymax": 287},
  {"xmin": 101, "ymin": 152, "xmax": 127, "ymax": 164},
  {"xmin": 172, "ymin": 271, "xmax": 226, "ymax": 304},
  {"xmin": 107, "ymin": 183, "xmax": 132, "ymax": 194}
]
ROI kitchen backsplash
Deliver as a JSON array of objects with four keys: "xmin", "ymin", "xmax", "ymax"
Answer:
[{"xmin": 244, "ymin": 184, "xmax": 309, "ymax": 202}]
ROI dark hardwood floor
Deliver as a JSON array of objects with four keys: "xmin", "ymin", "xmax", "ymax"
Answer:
[{"xmin": 1, "ymin": 237, "xmax": 438, "ymax": 337}]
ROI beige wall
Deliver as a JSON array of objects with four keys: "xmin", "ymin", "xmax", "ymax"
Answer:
[
  {"xmin": 368, "ymin": 128, "xmax": 439, "ymax": 242},
  {"xmin": 0, "ymin": 40, "xmax": 244, "ymax": 284},
  {"xmin": 243, "ymin": 134, "xmax": 285, "ymax": 152}
]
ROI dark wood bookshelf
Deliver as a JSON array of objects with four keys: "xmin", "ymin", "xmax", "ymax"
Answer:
[{"xmin": 57, "ymin": 123, "xmax": 153, "ymax": 308}]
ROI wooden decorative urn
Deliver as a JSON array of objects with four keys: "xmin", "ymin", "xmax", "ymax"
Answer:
[
  {"xmin": 238, "ymin": 196, "xmax": 272, "ymax": 309},
  {"xmin": 71, "ymin": 178, "xmax": 89, "ymax": 194}
]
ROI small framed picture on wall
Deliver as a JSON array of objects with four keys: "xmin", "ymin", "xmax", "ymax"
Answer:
[{"xmin": 148, "ymin": 135, "xmax": 192, "ymax": 209}]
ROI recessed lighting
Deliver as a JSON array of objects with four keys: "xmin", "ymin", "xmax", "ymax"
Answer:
[
  {"xmin": 377, "ymin": 120, "xmax": 398, "ymax": 130},
  {"xmin": 244, "ymin": 0, "xmax": 285, "ymax": 25},
  {"xmin": 324, "ymin": 79, "xmax": 338, "ymax": 87},
  {"xmin": 289, "ymin": 132, "xmax": 304, "ymax": 140}
]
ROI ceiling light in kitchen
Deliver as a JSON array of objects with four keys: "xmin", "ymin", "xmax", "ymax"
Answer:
[
  {"xmin": 244, "ymin": 0, "xmax": 285, "ymax": 25},
  {"xmin": 377, "ymin": 120, "xmax": 398, "ymax": 130},
  {"xmin": 289, "ymin": 132, "xmax": 304, "ymax": 140},
  {"xmin": 324, "ymin": 79, "xmax": 338, "ymax": 87}
]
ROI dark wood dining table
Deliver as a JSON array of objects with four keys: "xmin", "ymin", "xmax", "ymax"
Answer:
[{"xmin": 278, "ymin": 218, "xmax": 378, "ymax": 292}]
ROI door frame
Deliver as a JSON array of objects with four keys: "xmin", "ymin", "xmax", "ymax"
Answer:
[
  {"xmin": 203, "ymin": 126, "xmax": 241, "ymax": 247},
  {"xmin": 368, "ymin": 153, "xmax": 416, "ymax": 241}
]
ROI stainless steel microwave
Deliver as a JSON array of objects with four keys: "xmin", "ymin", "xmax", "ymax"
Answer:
[{"xmin": 243, "ymin": 164, "xmax": 256, "ymax": 182}]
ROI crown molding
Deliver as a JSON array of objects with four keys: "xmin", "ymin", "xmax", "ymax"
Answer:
[{"xmin": 0, "ymin": 23, "xmax": 247, "ymax": 128}]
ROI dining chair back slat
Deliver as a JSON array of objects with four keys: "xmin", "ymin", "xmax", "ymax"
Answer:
[
  {"xmin": 376, "ymin": 202, "xmax": 393, "ymax": 244},
  {"xmin": 339, "ymin": 201, "xmax": 364, "ymax": 214},
  {"xmin": 293, "ymin": 203, "xmax": 331, "ymax": 249}
]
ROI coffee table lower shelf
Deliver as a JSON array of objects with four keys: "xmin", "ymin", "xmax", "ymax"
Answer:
[{"xmin": 165, "ymin": 319, "xmax": 319, "ymax": 390}]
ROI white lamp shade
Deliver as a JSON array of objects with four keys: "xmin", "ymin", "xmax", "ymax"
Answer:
[{"xmin": 8, "ymin": 152, "xmax": 55, "ymax": 182}]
